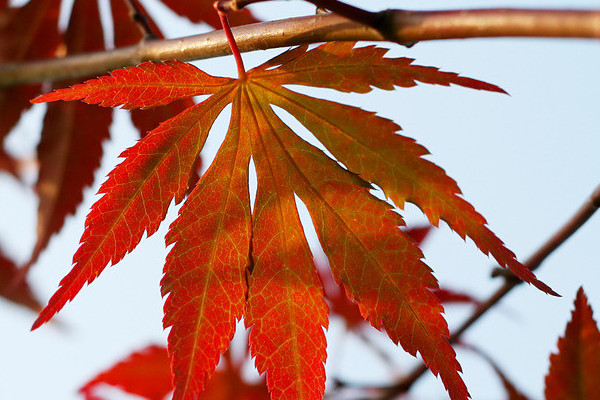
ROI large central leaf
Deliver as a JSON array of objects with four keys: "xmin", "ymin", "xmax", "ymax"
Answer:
[{"xmin": 32, "ymin": 42, "xmax": 554, "ymax": 400}]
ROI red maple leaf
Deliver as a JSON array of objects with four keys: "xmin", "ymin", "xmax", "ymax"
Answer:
[
  {"xmin": 0, "ymin": 0, "xmax": 61, "ymax": 146},
  {"xmin": 545, "ymin": 287, "xmax": 600, "ymax": 400},
  {"xmin": 28, "ymin": 0, "xmax": 112, "ymax": 272},
  {"xmin": 80, "ymin": 343, "xmax": 270, "ymax": 400},
  {"xmin": 31, "ymin": 42, "xmax": 555, "ymax": 400},
  {"xmin": 80, "ymin": 345, "xmax": 173, "ymax": 400}
]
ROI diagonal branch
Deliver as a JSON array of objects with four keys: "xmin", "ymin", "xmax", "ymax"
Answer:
[{"xmin": 1, "ymin": 8, "xmax": 599, "ymax": 87}]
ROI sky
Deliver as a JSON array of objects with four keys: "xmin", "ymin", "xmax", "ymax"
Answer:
[{"xmin": 1, "ymin": 0, "xmax": 599, "ymax": 399}]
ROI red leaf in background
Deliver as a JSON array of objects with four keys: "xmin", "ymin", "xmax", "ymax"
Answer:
[
  {"xmin": 110, "ymin": 0, "xmax": 163, "ymax": 46},
  {"xmin": 432, "ymin": 288, "xmax": 480, "ymax": 306},
  {"xmin": 110, "ymin": 0, "xmax": 197, "ymax": 139},
  {"xmin": 28, "ymin": 0, "xmax": 112, "ymax": 271},
  {"xmin": 80, "ymin": 344, "xmax": 270, "ymax": 400},
  {"xmin": 0, "ymin": 2, "xmax": 10, "ymax": 27},
  {"xmin": 0, "ymin": 0, "xmax": 61, "ymax": 145},
  {"xmin": 80, "ymin": 345, "xmax": 173, "ymax": 400},
  {"xmin": 545, "ymin": 287, "xmax": 600, "ymax": 400},
  {"xmin": 159, "ymin": 0, "xmax": 259, "ymax": 28},
  {"xmin": 32, "ymin": 101, "xmax": 111, "ymax": 265},
  {"xmin": 202, "ymin": 367, "xmax": 270, "ymax": 400},
  {"xmin": 404, "ymin": 225, "xmax": 433, "ymax": 246},
  {"xmin": 0, "ymin": 249, "xmax": 41, "ymax": 311}
]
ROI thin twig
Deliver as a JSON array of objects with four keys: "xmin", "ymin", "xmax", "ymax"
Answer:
[
  {"xmin": 125, "ymin": 0, "xmax": 159, "ymax": 39},
  {"xmin": 231, "ymin": 0, "xmax": 380, "ymax": 27},
  {"xmin": 374, "ymin": 183, "xmax": 600, "ymax": 399},
  {"xmin": 305, "ymin": 0, "xmax": 380, "ymax": 28},
  {"xmin": 0, "ymin": 9, "xmax": 599, "ymax": 87}
]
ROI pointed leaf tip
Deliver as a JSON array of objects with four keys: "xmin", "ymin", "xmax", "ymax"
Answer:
[{"xmin": 545, "ymin": 287, "xmax": 600, "ymax": 400}]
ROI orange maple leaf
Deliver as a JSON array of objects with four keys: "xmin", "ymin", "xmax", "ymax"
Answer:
[{"xmin": 31, "ymin": 42, "xmax": 555, "ymax": 400}]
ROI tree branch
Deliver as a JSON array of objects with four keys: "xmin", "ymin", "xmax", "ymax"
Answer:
[{"xmin": 1, "ymin": 8, "xmax": 599, "ymax": 87}]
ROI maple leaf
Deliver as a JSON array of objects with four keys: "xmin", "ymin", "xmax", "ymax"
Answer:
[
  {"xmin": 32, "ymin": 42, "xmax": 555, "ymax": 400},
  {"xmin": 28, "ymin": 0, "xmax": 195, "ymax": 272},
  {"xmin": 432, "ymin": 288, "xmax": 480, "ymax": 306},
  {"xmin": 80, "ymin": 345, "xmax": 173, "ymax": 400},
  {"xmin": 80, "ymin": 344, "xmax": 270, "ymax": 400},
  {"xmin": 0, "ymin": 0, "xmax": 61, "ymax": 146},
  {"xmin": 0, "ymin": 0, "xmax": 253, "ymax": 156},
  {"xmin": 28, "ymin": 0, "xmax": 112, "ymax": 272},
  {"xmin": 110, "ymin": 0, "xmax": 163, "ymax": 47},
  {"xmin": 545, "ymin": 287, "xmax": 600, "ymax": 400},
  {"xmin": 403, "ymin": 225, "xmax": 433, "ymax": 247}
]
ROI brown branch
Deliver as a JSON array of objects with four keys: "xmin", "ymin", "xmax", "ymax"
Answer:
[
  {"xmin": 1, "ymin": 8, "xmax": 599, "ymax": 87},
  {"xmin": 374, "ymin": 183, "xmax": 600, "ymax": 399}
]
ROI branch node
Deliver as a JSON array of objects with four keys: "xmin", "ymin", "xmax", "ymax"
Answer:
[{"xmin": 375, "ymin": 9, "xmax": 419, "ymax": 48}]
